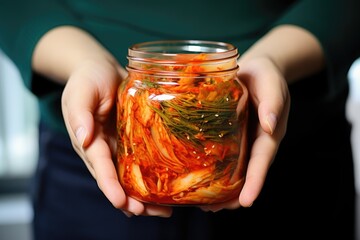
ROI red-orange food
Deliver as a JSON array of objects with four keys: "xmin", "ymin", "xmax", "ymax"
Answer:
[{"xmin": 116, "ymin": 52, "xmax": 249, "ymax": 205}]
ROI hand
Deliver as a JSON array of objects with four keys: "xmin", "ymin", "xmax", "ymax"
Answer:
[
  {"xmin": 61, "ymin": 58, "xmax": 173, "ymax": 217},
  {"xmin": 201, "ymin": 56, "xmax": 290, "ymax": 212}
]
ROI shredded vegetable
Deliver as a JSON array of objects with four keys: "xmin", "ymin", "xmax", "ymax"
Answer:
[{"xmin": 116, "ymin": 53, "xmax": 248, "ymax": 205}]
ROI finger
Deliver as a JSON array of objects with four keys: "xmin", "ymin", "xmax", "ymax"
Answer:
[
  {"xmin": 239, "ymin": 130, "xmax": 277, "ymax": 207},
  {"xmin": 142, "ymin": 204, "xmax": 173, "ymax": 217},
  {"xmin": 117, "ymin": 65, "xmax": 128, "ymax": 79},
  {"xmin": 239, "ymin": 95, "xmax": 290, "ymax": 207},
  {"xmin": 61, "ymin": 78, "xmax": 96, "ymax": 149},
  {"xmin": 200, "ymin": 198, "xmax": 240, "ymax": 212},
  {"xmin": 85, "ymin": 134, "xmax": 127, "ymax": 209},
  {"xmin": 121, "ymin": 197, "xmax": 145, "ymax": 216},
  {"xmin": 120, "ymin": 197, "xmax": 172, "ymax": 217},
  {"xmin": 238, "ymin": 58, "xmax": 288, "ymax": 135},
  {"xmin": 200, "ymin": 133, "xmax": 279, "ymax": 209},
  {"xmin": 256, "ymin": 79, "xmax": 287, "ymax": 135},
  {"xmin": 121, "ymin": 202, "xmax": 173, "ymax": 218}
]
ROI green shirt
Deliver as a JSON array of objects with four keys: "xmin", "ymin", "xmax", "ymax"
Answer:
[{"xmin": 1, "ymin": 0, "xmax": 360, "ymax": 135}]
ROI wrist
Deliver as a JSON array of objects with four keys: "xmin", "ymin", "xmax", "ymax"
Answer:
[
  {"xmin": 238, "ymin": 24, "xmax": 325, "ymax": 83},
  {"xmin": 32, "ymin": 25, "xmax": 115, "ymax": 84}
]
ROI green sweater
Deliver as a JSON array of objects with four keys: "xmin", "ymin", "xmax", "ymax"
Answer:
[{"xmin": 1, "ymin": 0, "xmax": 360, "ymax": 135}]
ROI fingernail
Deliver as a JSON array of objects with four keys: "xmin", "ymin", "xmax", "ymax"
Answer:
[
  {"xmin": 75, "ymin": 126, "xmax": 86, "ymax": 147},
  {"xmin": 266, "ymin": 113, "xmax": 277, "ymax": 135}
]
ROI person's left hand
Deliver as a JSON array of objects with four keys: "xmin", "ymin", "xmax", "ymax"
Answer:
[{"xmin": 200, "ymin": 56, "xmax": 290, "ymax": 212}]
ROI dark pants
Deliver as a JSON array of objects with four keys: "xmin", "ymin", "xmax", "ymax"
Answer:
[{"xmin": 30, "ymin": 121, "xmax": 356, "ymax": 240}]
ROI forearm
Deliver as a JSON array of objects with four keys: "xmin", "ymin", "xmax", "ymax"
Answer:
[
  {"xmin": 239, "ymin": 24, "xmax": 325, "ymax": 84},
  {"xmin": 32, "ymin": 26, "xmax": 117, "ymax": 84}
]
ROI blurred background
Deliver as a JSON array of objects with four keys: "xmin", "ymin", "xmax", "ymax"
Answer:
[
  {"xmin": 0, "ymin": 49, "xmax": 38, "ymax": 240},
  {"xmin": 0, "ymin": 49, "xmax": 359, "ymax": 239}
]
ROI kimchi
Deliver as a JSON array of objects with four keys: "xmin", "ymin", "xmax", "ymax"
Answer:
[{"xmin": 116, "ymin": 40, "xmax": 249, "ymax": 205}]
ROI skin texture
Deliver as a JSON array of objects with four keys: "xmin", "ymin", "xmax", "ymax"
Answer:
[{"xmin": 31, "ymin": 24, "xmax": 324, "ymax": 216}]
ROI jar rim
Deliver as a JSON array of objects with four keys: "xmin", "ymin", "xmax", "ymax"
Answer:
[
  {"xmin": 126, "ymin": 65, "xmax": 239, "ymax": 77},
  {"xmin": 128, "ymin": 40, "xmax": 238, "ymax": 62}
]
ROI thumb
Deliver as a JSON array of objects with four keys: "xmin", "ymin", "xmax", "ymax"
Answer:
[
  {"xmin": 255, "ymin": 74, "xmax": 289, "ymax": 137},
  {"xmin": 258, "ymin": 102, "xmax": 279, "ymax": 135},
  {"xmin": 238, "ymin": 57, "xmax": 288, "ymax": 136},
  {"xmin": 72, "ymin": 111, "xmax": 94, "ymax": 148},
  {"xmin": 62, "ymin": 79, "xmax": 95, "ymax": 149}
]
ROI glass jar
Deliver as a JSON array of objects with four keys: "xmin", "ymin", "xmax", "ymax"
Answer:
[{"xmin": 116, "ymin": 40, "xmax": 249, "ymax": 205}]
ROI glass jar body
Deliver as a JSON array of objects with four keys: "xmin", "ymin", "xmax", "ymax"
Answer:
[{"xmin": 116, "ymin": 40, "xmax": 249, "ymax": 205}]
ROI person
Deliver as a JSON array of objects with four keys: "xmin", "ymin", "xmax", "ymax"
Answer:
[{"xmin": 1, "ymin": 0, "xmax": 359, "ymax": 239}]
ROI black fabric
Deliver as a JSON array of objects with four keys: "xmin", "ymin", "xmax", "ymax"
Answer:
[
  {"xmin": 31, "ymin": 120, "xmax": 355, "ymax": 240},
  {"xmin": 32, "ymin": 121, "xmax": 213, "ymax": 240}
]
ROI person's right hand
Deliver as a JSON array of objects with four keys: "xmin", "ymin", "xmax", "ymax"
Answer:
[
  {"xmin": 32, "ymin": 26, "xmax": 172, "ymax": 217},
  {"xmin": 61, "ymin": 57, "xmax": 173, "ymax": 217}
]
